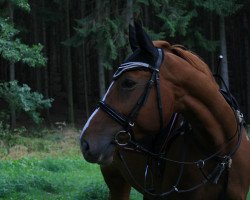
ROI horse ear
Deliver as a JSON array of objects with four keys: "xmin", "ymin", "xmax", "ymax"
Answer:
[
  {"xmin": 129, "ymin": 24, "xmax": 138, "ymax": 52},
  {"xmin": 134, "ymin": 21, "xmax": 157, "ymax": 57}
]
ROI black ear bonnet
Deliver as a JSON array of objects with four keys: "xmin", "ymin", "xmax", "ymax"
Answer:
[{"xmin": 113, "ymin": 23, "xmax": 164, "ymax": 79}]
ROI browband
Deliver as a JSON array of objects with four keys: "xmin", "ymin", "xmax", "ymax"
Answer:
[{"xmin": 113, "ymin": 48, "xmax": 164, "ymax": 79}]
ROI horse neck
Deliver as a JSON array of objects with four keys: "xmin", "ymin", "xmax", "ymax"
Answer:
[{"xmin": 163, "ymin": 55, "xmax": 237, "ymax": 150}]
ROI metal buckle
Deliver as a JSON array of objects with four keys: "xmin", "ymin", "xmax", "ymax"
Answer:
[
  {"xmin": 129, "ymin": 122, "xmax": 134, "ymax": 127},
  {"xmin": 235, "ymin": 110, "xmax": 244, "ymax": 123},
  {"xmin": 196, "ymin": 160, "xmax": 205, "ymax": 168},
  {"xmin": 173, "ymin": 186, "xmax": 179, "ymax": 192},
  {"xmin": 114, "ymin": 131, "xmax": 131, "ymax": 146}
]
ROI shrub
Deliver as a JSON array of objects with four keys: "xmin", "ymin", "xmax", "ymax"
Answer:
[{"xmin": 0, "ymin": 81, "xmax": 53, "ymax": 124}]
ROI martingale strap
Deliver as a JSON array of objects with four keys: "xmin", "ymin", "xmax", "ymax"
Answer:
[{"xmin": 117, "ymin": 115, "xmax": 244, "ymax": 198}]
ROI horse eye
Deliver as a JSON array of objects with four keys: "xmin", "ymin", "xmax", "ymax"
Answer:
[{"xmin": 121, "ymin": 79, "xmax": 136, "ymax": 89}]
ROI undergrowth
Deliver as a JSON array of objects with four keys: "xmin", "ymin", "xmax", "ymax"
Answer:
[
  {"xmin": 0, "ymin": 127, "xmax": 142, "ymax": 200},
  {"xmin": 0, "ymin": 157, "xmax": 110, "ymax": 199}
]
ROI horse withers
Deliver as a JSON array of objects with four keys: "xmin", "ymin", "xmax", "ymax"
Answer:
[{"xmin": 80, "ymin": 23, "xmax": 250, "ymax": 200}]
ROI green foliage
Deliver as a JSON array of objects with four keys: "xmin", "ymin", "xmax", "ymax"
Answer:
[
  {"xmin": 137, "ymin": 0, "xmax": 150, "ymax": 6},
  {"xmin": 0, "ymin": 18, "xmax": 47, "ymax": 67},
  {"xmin": 0, "ymin": 81, "xmax": 53, "ymax": 124},
  {"xmin": 183, "ymin": 30, "xmax": 219, "ymax": 51},
  {"xmin": 194, "ymin": 0, "xmax": 242, "ymax": 16},
  {"xmin": 157, "ymin": 9, "xmax": 197, "ymax": 37},
  {"xmin": 194, "ymin": 31, "xmax": 219, "ymax": 51},
  {"xmin": 0, "ymin": 111, "xmax": 10, "ymax": 125},
  {"xmin": 143, "ymin": 0, "xmax": 243, "ymax": 52},
  {"xmin": 99, "ymin": 18, "xmax": 127, "ymax": 69},
  {"xmin": 10, "ymin": 0, "xmax": 30, "ymax": 12},
  {"xmin": 0, "ymin": 121, "xmax": 11, "ymax": 140},
  {"xmin": 65, "ymin": 15, "xmax": 128, "ymax": 69},
  {"xmin": 0, "ymin": 119, "xmax": 26, "ymax": 144},
  {"xmin": 68, "ymin": 0, "xmax": 238, "ymax": 68},
  {"xmin": 67, "ymin": 9, "xmax": 166, "ymax": 69},
  {"xmin": 0, "ymin": 0, "xmax": 51, "ymax": 128},
  {"xmin": 0, "ymin": 18, "xmax": 19, "ymax": 38},
  {"xmin": 145, "ymin": 28, "xmax": 166, "ymax": 40}
]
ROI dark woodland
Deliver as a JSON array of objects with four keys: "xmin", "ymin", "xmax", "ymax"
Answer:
[{"xmin": 0, "ymin": 0, "xmax": 250, "ymax": 128}]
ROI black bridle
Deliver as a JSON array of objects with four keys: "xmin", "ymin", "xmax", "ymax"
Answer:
[
  {"xmin": 98, "ymin": 48, "xmax": 165, "ymax": 146},
  {"xmin": 97, "ymin": 48, "xmax": 244, "ymax": 198}
]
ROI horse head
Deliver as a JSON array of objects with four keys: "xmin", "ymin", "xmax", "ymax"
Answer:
[
  {"xmin": 80, "ymin": 23, "xmax": 176, "ymax": 165},
  {"xmin": 80, "ymin": 23, "xmax": 250, "ymax": 200}
]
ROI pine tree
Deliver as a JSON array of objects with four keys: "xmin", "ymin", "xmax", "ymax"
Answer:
[
  {"xmin": 66, "ymin": 0, "xmax": 166, "ymax": 98},
  {"xmin": 0, "ymin": 0, "xmax": 50, "ymax": 127},
  {"xmin": 193, "ymin": 0, "xmax": 242, "ymax": 88}
]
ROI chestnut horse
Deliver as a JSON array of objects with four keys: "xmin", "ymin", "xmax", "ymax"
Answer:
[{"xmin": 80, "ymin": 23, "xmax": 250, "ymax": 200}]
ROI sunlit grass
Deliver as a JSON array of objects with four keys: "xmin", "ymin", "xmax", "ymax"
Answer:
[
  {"xmin": 0, "ymin": 157, "xmax": 105, "ymax": 199},
  {"xmin": 0, "ymin": 128, "xmax": 142, "ymax": 200}
]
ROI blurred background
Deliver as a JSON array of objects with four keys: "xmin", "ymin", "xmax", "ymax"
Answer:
[{"xmin": 0, "ymin": 0, "xmax": 250, "ymax": 129}]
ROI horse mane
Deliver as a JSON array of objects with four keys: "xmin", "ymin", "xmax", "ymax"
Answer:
[{"xmin": 153, "ymin": 40, "xmax": 214, "ymax": 78}]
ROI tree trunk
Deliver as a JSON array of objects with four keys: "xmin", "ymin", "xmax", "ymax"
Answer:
[
  {"xmin": 209, "ymin": 11, "xmax": 215, "ymax": 72},
  {"xmin": 126, "ymin": 0, "xmax": 134, "ymax": 25},
  {"xmin": 49, "ymin": 25, "xmax": 57, "ymax": 98},
  {"xmin": 32, "ymin": 1, "xmax": 41, "ymax": 92},
  {"xmin": 65, "ymin": 0, "xmax": 74, "ymax": 124},
  {"xmin": 96, "ymin": 0, "xmax": 106, "ymax": 98},
  {"xmin": 42, "ymin": 0, "xmax": 50, "ymax": 122},
  {"xmin": 9, "ymin": 62, "xmax": 16, "ymax": 128},
  {"xmin": 97, "ymin": 49, "xmax": 105, "ymax": 98},
  {"xmin": 83, "ymin": 46, "xmax": 89, "ymax": 117},
  {"xmin": 80, "ymin": 0, "xmax": 90, "ymax": 117},
  {"xmin": 243, "ymin": 13, "xmax": 250, "ymax": 123},
  {"xmin": 144, "ymin": 4, "xmax": 149, "ymax": 27},
  {"xmin": 219, "ymin": 16, "xmax": 229, "ymax": 89},
  {"xmin": 86, "ymin": 43, "xmax": 93, "ymax": 111},
  {"xmin": 8, "ymin": 2, "xmax": 16, "ymax": 128}
]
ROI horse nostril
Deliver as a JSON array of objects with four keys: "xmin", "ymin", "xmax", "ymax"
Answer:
[{"xmin": 81, "ymin": 139, "xmax": 90, "ymax": 153}]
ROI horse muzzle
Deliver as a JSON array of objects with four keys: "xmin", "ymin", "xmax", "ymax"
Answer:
[
  {"xmin": 80, "ymin": 139, "xmax": 97, "ymax": 163},
  {"xmin": 80, "ymin": 136, "xmax": 116, "ymax": 165}
]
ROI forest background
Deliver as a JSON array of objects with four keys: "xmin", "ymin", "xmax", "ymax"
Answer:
[{"xmin": 0, "ymin": 0, "xmax": 250, "ymax": 129}]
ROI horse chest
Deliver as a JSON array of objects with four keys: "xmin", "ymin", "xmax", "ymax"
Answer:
[{"xmin": 114, "ymin": 151, "xmax": 176, "ymax": 195}]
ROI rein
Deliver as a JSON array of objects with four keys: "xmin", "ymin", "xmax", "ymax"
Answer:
[{"xmin": 97, "ymin": 49, "xmax": 244, "ymax": 199}]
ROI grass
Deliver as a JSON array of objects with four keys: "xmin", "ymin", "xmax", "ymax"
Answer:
[
  {"xmin": 0, "ymin": 157, "xmax": 105, "ymax": 199},
  {"xmin": 0, "ymin": 127, "xmax": 248, "ymax": 200},
  {"xmin": 0, "ymin": 128, "xmax": 142, "ymax": 200},
  {"xmin": 0, "ymin": 157, "xmax": 106, "ymax": 199}
]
